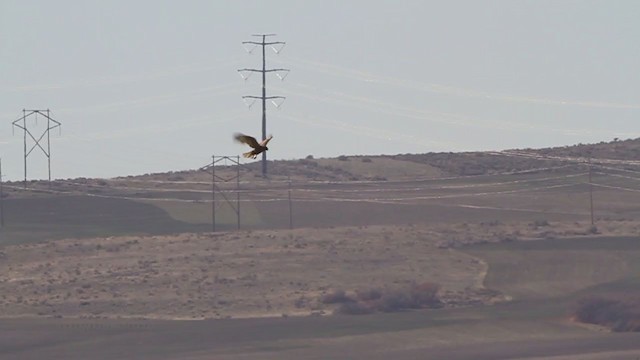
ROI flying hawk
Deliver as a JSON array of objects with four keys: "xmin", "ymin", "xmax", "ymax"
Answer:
[{"xmin": 234, "ymin": 133, "xmax": 273, "ymax": 159}]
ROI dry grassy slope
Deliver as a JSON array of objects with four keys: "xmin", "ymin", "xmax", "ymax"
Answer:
[
  {"xmin": 394, "ymin": 138, "xmax": 640, "ymax": 177},
  {"xmin": 116, "ymin": 137, "xmax": 640, "ymax": 183},
  {"xmin": 2, "ymin": 220, "xmax": 640, "ymax": 320},
  {"xmin": 5, "ymin": 137, "xmax": 636, "ymax": 189},
  {"xmin": 116, "ymin": 156, "xmax": 445, "ymax": 184},
  {"xmin": 531, "ymin": 138, "xmax": 640, "ymax": 160},
  {"xmin": 0, "ymin": 225, "xmax": 480, "ymax": 320}
]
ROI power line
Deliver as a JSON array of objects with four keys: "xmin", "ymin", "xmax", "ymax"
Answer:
[
  {"xmin": 238, "ymin": 34, "xmax": 289, "ymax": 178},
  {"xmin": 5, "ymin": 173, "xmax": 589, "ymax": 204},
  {"xmin": 276, "ymin": 55, "xmax": 640, "ymax": 110},
  {"xmin": 58, "ymin": 171, "xmax": 587, "ymax": 195},
  {"xmin": 6, "ymin": 167, "xmax": 640, "ymax": 230}
]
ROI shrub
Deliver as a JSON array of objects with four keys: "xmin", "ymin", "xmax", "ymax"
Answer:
[
  {"xmin": 330, "ymin": 282, "xmax": 442, "ymax": 315},
  {"xmin": 361, "ymin": 157, "xmax": 372, "ymax": 163},
  {"xmin": 321, "ymin": 289, "xmax": 352, "ymax": 304},
  {"xmin": 294, "ymin": 297, "xmax": 307, "ymax": 309},
  {"xmin": 573, "ymin": 295, "xmax": 640, "ymax": 332},
  {"xmin": 337, "ymin": 155, "xmax": 349, "ymax": 161},
  {"xmin": 356, "ymin": 288, "xmax": 383, "ymax": 302},
  {"xmin": 377, "ymin": 283, "xmax": 442, "ymax": 312},
  {"xmin": 298, "ymin": 159, "xmax": 318, "ymax": 167},
  {"xmin": 532, "ymin": 219, "xmax": 549, "ymax": 227},
  {"xmin": 410, "ymin": 282, "xmax": 441, "ymax": 308},
  {"xmin": 378, "ymin": 289, "xmax": 414, "ymax": 312},
  {"xmin": 336, "ymin": 301, "xmax": 374, "ymax": 315}
]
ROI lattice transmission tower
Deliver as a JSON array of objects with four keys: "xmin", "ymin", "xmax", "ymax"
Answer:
[
  {"xmin": 238, "ymin": 34, "xmax": 289, "ymax": 178},
  {"xmin": 12, "ymin": 109, "xmax": 61, "ymax": 188},
  {"xmin": 200, "ymin": 155, "xmax": 241, "ymax": 232}
]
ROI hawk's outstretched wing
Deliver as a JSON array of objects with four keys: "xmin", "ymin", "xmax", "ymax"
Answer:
[
  {"xmin": 259, "ymin": 135, "xmax": 273, "ymax": 147},
  {"xmin": 234, "ymin": 133, "xmax": 261, "ymax": 149}
]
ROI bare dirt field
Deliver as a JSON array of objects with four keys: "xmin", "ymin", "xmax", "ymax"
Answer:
[
  {"xmin": 3, "ymin": 220, "xmax": 640, "ymax": 320},
  {"xmin": 0, "ymin": 224, "xmax": 494, "ymax": 320}
]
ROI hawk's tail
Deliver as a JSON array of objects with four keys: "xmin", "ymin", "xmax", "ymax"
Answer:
[{"xmin": 242, "ymin": 151, "xmax": 255, "ymax": 159}]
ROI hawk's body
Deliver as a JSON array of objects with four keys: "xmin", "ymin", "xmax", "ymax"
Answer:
[{"xmin": 234, "ymin": 133, "xmax": 273, "ymax": 159}]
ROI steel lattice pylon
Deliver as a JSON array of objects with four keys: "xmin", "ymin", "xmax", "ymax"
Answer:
[
  {"xmin": 199, "ymin": 155, "xmax": 241, "ymax": 232},
  {"xmin": 12, "ymin": 109, "xmax": 62, "ymax": 188}
]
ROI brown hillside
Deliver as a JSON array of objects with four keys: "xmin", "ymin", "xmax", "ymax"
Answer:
[{"xmin": 109, "ymin": 137, "xmax": 640, "ymax": 183}]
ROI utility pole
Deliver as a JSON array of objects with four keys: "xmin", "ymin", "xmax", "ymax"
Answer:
[
  {"xmin": 12, "ymin": 109, "xmax": 61, "ymax": 188},
  {"xmin": 0, "ymin": 158, "xmax": 4, "ymax": 228},
  {"xmin": 288, "ymin": 175, "xmax": 293, "ymax": 229},
  {"xmin": 212, "ymin": 155, "xmax": 216, "ymax": 233},
  {"xmin": 238, "ymin": 34, "xmax": 289, "ymax": 178},
  {"xmin": 588, "ymin": 157, "xmax": 594, "ymax": 225}
]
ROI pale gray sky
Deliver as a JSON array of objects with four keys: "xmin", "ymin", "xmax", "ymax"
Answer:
[{"xmin": 1, "ymin": 0, "xmax": 639, "ymax": 180}]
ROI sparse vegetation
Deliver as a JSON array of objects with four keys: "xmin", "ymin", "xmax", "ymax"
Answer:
[
  {"xmin": 573, "ymin": 295, "xmax": 640, "ymax": 332},
  {"xmin": 331, "ymin": 282, "xmax": 442, "ymax": 315},
  {"xmin": 532, "ymin": 219, "xmax": 550, "ymax": 227},
  {"xmin": 355, "ymin": 288, "xmax": 383, "ymax": 302},
  {"xmin": 335, "ymin": 300, "xmax": 373, "ymax": 315},
  {"xmin": 321, "ymin": 289, "xmax": 351, "ymax": 304},
  {"xmin": 377, "ymin": 282, "xmax": 442, "ymax": 312}
]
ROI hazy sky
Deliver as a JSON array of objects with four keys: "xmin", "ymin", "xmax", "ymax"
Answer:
[{"xmin": 1, "ymin": 0, "xmax": 639, "ymax": 180}]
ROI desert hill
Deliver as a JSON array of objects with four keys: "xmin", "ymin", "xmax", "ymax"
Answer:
[
  {"xmin": 1, "ymin": 138, "xmax": 640, "ymax": 359},
  {"xmin": 100, "ymin": 139, "xmax": 640, "ymax": 181},
  {"xmin": 1, "ymin": 138, "xmax": 639, "ymax": 244},
  {"xmin": 1, "ymin": 137, "xmax": 636, "ymax": 190},
  {"xmin": 112, "ymin": 137, "xmax": 640, "ymax": 183}
]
